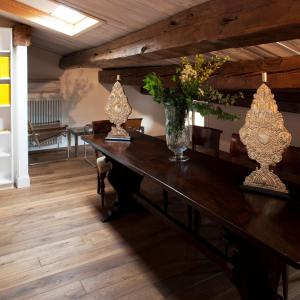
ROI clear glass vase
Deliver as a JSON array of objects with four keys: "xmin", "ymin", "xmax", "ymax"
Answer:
[{"xmin": 165, "ymin": 105, "xmax": 190, "ymax": 162}]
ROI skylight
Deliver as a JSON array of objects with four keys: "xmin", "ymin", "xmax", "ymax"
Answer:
[
  {"xmin": 16, "ymin": 0, "xmax": 102, "ymax": 36},
  {"xmin": 51, "ymin": 5, "xmax": 86, "ymax": 25}
]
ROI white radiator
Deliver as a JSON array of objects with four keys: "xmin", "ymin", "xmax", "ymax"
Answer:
[{"xmin": 28, "ymin": 97, "xmax": 63, "ymax": 125}]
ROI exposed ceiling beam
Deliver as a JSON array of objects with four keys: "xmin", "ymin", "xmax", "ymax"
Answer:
[
  {"xmin": 228, "ymin": 89, "xmax": 300, "ymax": 114},
  {"xmin": 13, "ymin": 24, "xmax": 31, "ymax": 47},
  {"xmin": 60, "ymin": 0, "xmax": 300, "ymax": 69},
  {"xmin": 99, "ymin": 65, "xmax": 176, "ymax": 87},
  {"xmin": 99, "ymin": 55, "xmax": 300, "ymax": 90},
  {"xmin": 99, "ymin": 63, "xmax": 300, "ymax": 114},
  {"xmin": 0, "ymin": 0, "xmax": 50, "ymax": 23},
  {"xmin": 210, "ymin": 55, "xmax": 300, "ymax": 90}
]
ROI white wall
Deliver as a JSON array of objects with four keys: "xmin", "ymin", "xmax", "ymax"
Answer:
[
  {"xmin": 118, "ymin": 85, "xmax": 165, "ymax": 136},
  {"xmin": 60, "ymin": 68, "xmax": 109, "ymax": 127},
  {"xmin": 28, "ymin": 46, "xmax": 63, "ymax": 81}
]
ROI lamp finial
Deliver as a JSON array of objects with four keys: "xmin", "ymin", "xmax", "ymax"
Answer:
[{"xmin": 262, "ymin": 72, "xmax": 267, "ymax": 83}]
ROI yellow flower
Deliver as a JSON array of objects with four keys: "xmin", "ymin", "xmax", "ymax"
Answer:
[{"xmin": 180, "ymin": 64, "xmax": 197, "ymax": 83}]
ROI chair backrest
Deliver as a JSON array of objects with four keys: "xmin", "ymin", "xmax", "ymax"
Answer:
[
  {"xmin": 92, "ymin": 120, "xmax": 112, "ymax": 134},
  {"xmin": 276, "ymin": 146, "xmax": 300, "ymax": 176},
  {"xmin": 124, "ymin": 118, "xmax": 143, "ymax": 133},
  {"xmin": 192, "ymin": 126, "xmax": 222, "ymax": 158},
  {"xmin": 230, "ymin": 133, "xmax": 248, "ymax": 159},
  {"xmin": 230, "ymin": 133, "xmax": 257, "ymax": 168}
]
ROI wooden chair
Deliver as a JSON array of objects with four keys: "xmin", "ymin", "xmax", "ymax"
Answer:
[
  {"xmin": 230, "ymin": 133, "xmax": 257, "ymax": 169},
  {"xmin": 275, "ymin": 146, "xmax": 300, "ymax": 300},
  {"xmin": 124, "ymin": 117, "xmax": 144, "ymax": 133},
  {"xmin": 185, "ymin": 126, "xmax": 223, "ymax": 233},
  {"xmin": 91, "ymin": 120, "xmax": 112, "ymax": 135},
  {"xmin": 92, "ymin": 118, "xmax": 144, "ymax": 206},
  {"xmin": 192, "ymin": 126, "xmax": 223, "ymax": 158},
  {"xmin": 276, "ymin": 146, "xmax": 300, "ymax": 178},
  {"xmin": 92, "ymin": 120, "xmax": 112, "ymax": 207},
  {"xmin": 229, "ymin": 133, "xmax": 292, "ymax": 300}
]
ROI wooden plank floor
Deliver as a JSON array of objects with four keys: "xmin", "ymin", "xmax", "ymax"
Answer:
[{"xmin": 0, "ymin": 148, "xmax": 297, "ymax": 300}]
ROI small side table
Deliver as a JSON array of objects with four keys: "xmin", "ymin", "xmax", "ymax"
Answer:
[{"xmin": 68, "ymin": 126, "xmax": 94, "ymax": 165}]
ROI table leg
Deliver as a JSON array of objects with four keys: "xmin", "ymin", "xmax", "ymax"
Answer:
[
  {"xmin": 102, "ymin": 159, "xmax": 143, "ymax": 222},
  {"xmin": 67, "ymin": 139, "xmax": 70, "ymax": 159},
  {"xmin": 84, "ymin": 140, "xmax": 87, "ymax": 158},
  {"xmin": 232, "ymin": 241, "xmax": 284, "ymax": 300},
  {"xmin": 67, "ymin": 129, "xmax": 71, "ymax": 158},
  {"xmin": 75, "ymin": 134, "xmax": 78, "ymax": 157}
]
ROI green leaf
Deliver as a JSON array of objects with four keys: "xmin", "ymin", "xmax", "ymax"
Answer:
[{"xmin": 143, "ymin": 54, "xmax": 244, "ymax": 122}]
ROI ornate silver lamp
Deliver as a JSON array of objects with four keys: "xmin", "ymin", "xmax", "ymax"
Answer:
[
  {"xmin": 239, "ymin": 72, "xmax": 292, "ymax": 197},
  {"xmin": 105, "ymin": 75, "xmax": 132, "ymax": 141}
]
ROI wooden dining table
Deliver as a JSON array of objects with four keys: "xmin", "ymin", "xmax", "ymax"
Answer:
[{"xmin": 83, "ymin": 132, "xmax": 300, "ymax": 300}]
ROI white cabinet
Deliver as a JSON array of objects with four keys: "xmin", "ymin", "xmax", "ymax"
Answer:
[{"xmin": 0, "ymin": 28, "xmax": 13, "ymax": 189}]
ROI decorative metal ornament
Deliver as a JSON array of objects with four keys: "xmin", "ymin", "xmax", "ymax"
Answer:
[
  {"xmin": 239, "ymin": 72, "xmax": 292, "ymax": 196},
  {"xmin": 105, "ymin": 76, "xmax": 132, "ymax": 141}
]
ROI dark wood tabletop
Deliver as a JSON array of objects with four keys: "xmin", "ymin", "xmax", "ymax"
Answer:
[{"xmin": 83, "ymin": 132, "xmax": 300, "ymax": 269}]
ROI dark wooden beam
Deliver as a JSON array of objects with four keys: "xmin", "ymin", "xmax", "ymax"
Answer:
[
  {"xmin": 99, "ymin": 56, "xmax": 300, "ymax": 114},
  {"xmin": 139, "ymin": 86, "xmax": 300, "ymax": 114},
  {"xmin": 61, "ymin": 0, "xmax": 300, "ymax": 69},
  {"xmin": 227, "ymin": 89, "xmax": 300, "ymax": 114},
  {"xmin": 99, "ymin": 65, "xmax": 176, "ymax": 86},
  {"xmin": 99, "ymin": 55, "xmax": 300, "ymax": 90},
  {"xmin": 211, "ymin": 56, "xmax": 300, "ymax": 90}
]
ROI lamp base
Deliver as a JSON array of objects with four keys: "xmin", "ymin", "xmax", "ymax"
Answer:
[
  {"xmin": 240, "ymin": 184, "xmax": 290, "ymax": 200},
  {"xmin": 169, "ymin": 154, "xmax": 189, "ymax": 162}
]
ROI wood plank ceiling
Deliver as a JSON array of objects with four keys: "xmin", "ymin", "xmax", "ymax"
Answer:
[
  {"xmin": 0, "ymin": 0, "xmax": 299, "ymax": 65},
  {"xmin": 0, "ymin": 0, "xmax": 209, "ymax": 55}
]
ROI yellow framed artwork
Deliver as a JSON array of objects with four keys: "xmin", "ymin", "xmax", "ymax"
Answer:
[
  {"xmin": 0, "ymin": 84, "xmax": 10, "ymax": 105},
  {"xmin": 0, "ymin": 56, "xmax": 10, "ymax": 79}
]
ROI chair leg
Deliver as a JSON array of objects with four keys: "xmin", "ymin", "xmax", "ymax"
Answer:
[
  {"xmin": 282, "ymin": 264, "xmax": 288, "ymax": 300},
  {"xmin": 97, "ymin": 171, "xmax": 100, "ymax": 195},
  {"xmin": 100, "ymin": 173, "xmax": 106, "ymax": 207}
]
